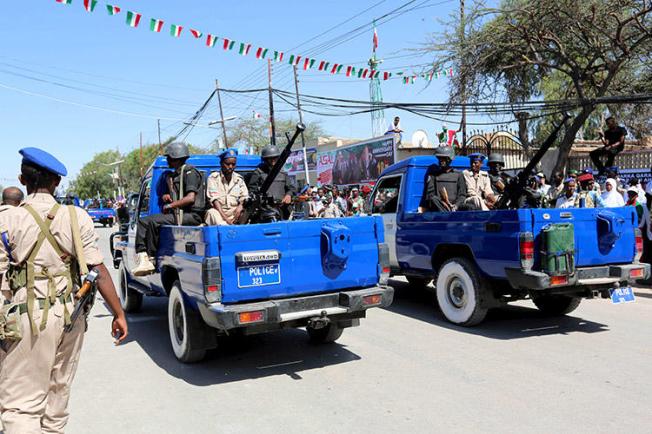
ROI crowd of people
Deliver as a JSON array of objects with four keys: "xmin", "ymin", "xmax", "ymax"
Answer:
[{"xmin": 297, "ymin": 184, "xmax": 372, "ymax": 218}]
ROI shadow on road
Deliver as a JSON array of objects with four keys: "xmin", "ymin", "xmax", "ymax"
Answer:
[
  {"xmin": 119, "ymin": 298, "xmax": 361, "ymax": 386},
  {"xmin": 385, "ymin": 278, "xmax": 609, "ymax": 340}
]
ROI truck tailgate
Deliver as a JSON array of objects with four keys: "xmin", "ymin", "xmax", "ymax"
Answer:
[
  {"xmin": 217, "ymin": 217, "xmax": 383, "ymax": 303},
  {"xmin": 531, "ymin": 207, "xmax": 637, "ymax": 267}
]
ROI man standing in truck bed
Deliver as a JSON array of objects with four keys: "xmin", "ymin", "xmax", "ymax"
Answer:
[
  {"xmin": 424, "ymin": 146, "xmax": 466, "ymax": 212},
  {"xmin": 248, "ymin": 144, "xmax": 297, "ymax": 220}
]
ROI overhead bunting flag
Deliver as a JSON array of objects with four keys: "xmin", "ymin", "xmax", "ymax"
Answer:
[
  {"xmin": 59, "ymin": 3, "xmax": 455, "ymax": 85},
  {"xmin": 239, "ymin": 43, "xmax": 251, "ymax": 56},
  {"xmin": 150, "ymin": 18, "xmax": 164, "ymax": 33},
  {"xmin": 255, "ymin": 47, "xmax": 268, "ymax": 59},
  {"xmin": 206, "ymin": 34, "xmax": 217, "ymax": 47},
  {"xmin": 170, "ymin": 24, "xmax": 183, "ymax": 37},
  {"xmin": 125, "ymin": 11, "xmax": 141, "ymax": 28},
  {"xmin": 105, "ymin": 4, "xmax": 120, "ymax": 15},
  {"xmin": 223, "ymin": 38, "xmax": 235, "ymax": 50},
  {"xmin": 83, "ymin": 0, "xmax": 97, "ymax": 12}
]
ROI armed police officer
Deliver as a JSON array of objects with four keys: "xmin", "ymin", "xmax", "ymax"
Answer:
[
  {"xmin": 133, "ymin": 142, "xmax": 205, "ymax": 276},
  {"xmin": 0, "ymin": 148, "xmax": 127, "ymax": 434},
  {"xmin": 248, "ymin": 144, "xmax": 297, "ymax": 220},
  {"xmin": 424, "ymin": 146, "xmax": 466, "ymax": 212},
  {"xmin": 205, "ymin": 148, "xmax": 249, "ymax": 225},
  {"xmin": 487, "ymin": 153, "xmax": 509, "ymax": 197}
]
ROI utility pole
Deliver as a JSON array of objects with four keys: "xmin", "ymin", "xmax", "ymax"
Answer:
[
  {"xmin": 139, "ymin": 132, "xmax": 143, "ymax": 178},
  {"xmin": 459, "ymin": 0, "xmax": 467, "ymax": 154},
  {"xmin": 292, "ymin": 65, "xmax": 310, "ymax": 185},
  {"xmin": 215, "ymin": 79, "xmax": 229, "ymax": 150},
  {"xmin": 157, "ymin": 119, "xmax": 162, "ymax": 154},
  {"xmin": 267, "ymin": 59, "xmax": 276, "ymax": 146}
]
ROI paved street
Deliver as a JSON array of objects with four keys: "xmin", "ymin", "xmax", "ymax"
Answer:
[{"xmin": 65, "ymin": 227, "xmax": 652, "ymax": 434}]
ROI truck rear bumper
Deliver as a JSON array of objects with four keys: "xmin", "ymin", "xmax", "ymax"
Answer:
[
  {"xmin": 505, "ymin": 263, "xmax": 650, "ymax": 291},
  {"xmin": 198, "ymin": 286, "xmax": 394, "ymax": 332}
]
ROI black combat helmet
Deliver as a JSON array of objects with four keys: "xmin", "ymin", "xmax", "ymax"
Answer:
[
  {"xmin": 261, "ymin": 145, "xmax": 281, "ymax": 159},
  {"xmin": 165, "ymin": 142, "xmax": 190, "ymax": 159},
  {"xmin": 488, "ymin": 153, "xmax": 505, "ymax": 165},
  {"xmin": 434, "ymin": 146, "xmax": 454, "ymax": 160}
]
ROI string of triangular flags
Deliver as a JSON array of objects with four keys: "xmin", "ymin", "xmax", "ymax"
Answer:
[{"xmin": 55, "ymin": 0, "xmax": 455, "ymax": 84}]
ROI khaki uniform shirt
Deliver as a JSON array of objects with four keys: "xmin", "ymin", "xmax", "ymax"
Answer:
[
  {"xmin": 0, "ymin": 193, "xmax": 103, "ymax": 302},
  {"xmin": 463, "ymin": 170, "xmax": 494, "ymax": 200},
  {"xmin": 206, "ymin": 172, "xmax": 249, "ymax": 220}
]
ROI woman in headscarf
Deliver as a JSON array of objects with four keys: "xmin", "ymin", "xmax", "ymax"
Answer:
[{"xmin": 601, "ymin": 178, "xmax": 625, "ymax": 208}]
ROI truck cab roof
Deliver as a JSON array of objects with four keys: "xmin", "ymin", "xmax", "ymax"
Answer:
[
  {"xmin": 380, "ymin": 155, "xmax": 488, "ymax": 178},
  {"xmin": 152, "ymin": 154, "xmax": 262, "ymax": 172}
]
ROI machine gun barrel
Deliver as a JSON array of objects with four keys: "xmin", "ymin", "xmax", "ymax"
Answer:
[
  {"xmin": 496, "ymin": 113, "xmax": 571, "ymax": 209},
  {"xmin": 258, "ymin": 123, "xmax": 306, "ymax": 198}
]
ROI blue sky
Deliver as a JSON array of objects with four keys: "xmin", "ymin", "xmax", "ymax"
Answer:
[{"xmin": 0, "ymin": 0, "xmax": 466, "ymax": 185}]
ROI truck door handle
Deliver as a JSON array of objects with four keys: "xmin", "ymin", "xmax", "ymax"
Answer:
[
  {"xmin": 485, "ymin": 222, "xmax": 501, "ymax": 232},
  {"xmin": 263, "ymin": 229, "xmax": 281, "ymax": 236},
  {"xmin": 185, "ymin": 242, "xmax": 196, "ymax": 254}
]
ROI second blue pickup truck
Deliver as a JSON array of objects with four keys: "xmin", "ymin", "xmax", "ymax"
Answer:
[{"xmin": 371, "ymin": 155, "xmax": 649, "ymax": 326}]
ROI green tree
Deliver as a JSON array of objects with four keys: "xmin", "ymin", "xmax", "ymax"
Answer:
[
  {"xmin": 69, "ymin": 150, "xmax": 122, "ymax": 199},
  {"xmin": 223, "ymin": 118, "xmax": 324, "ymax": 153},
  {"xmin": 427, "ymin": 0, "xmax": 652, "ymax": 172}
]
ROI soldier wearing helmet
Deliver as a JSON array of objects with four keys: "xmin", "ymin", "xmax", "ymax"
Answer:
[
  {"xmin": 248, "ymin": 144, "xmax": 297, "ymax": 220},
  {"xmin": 487, "ymin": 153, "xmax": 508, "ymax": 196},
  {"xmin": 132, "ymin": 142, "xmax": 205, "ymax": 276},
  {"xmin": 423, "ymin": 146, "xmax": 467, "ymax": 212}
]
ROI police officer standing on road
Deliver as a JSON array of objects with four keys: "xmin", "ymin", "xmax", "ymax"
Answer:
[
  {"xmin": 248, "ymin": 144, "xmax": 297, "ymax": 220},
  {"xmin": 133, "ymin": 142, "xmax": 205, "ymax": 276},
  {"xmin": 0, "ymin": 148, "xmax": 127, "ymax": 434},
  {"xmin": 424, "ymin": 146, "xmax": 467, "ymax": 212},
  {"xmin": 205, "ymin": 148, "xmax": 249, "ymax": 225}
]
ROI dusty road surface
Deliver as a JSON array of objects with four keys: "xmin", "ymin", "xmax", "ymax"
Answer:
[{"xmin": 60, "ymin": 227, "xmax": 652, "ymax": 434}]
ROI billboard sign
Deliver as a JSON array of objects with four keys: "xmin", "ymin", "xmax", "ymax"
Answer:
[{"xmin": 317, "ymin": 136, "xmax": 395, "ymax": 186}]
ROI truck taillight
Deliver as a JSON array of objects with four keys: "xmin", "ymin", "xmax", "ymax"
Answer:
[
  {"xmin": 378, "ymin": 243, "xmax": 390, "ymax": 285},
  {"xmin": 520, "ymin": 232, "xmax": 534, "ymax": 270},
  {"xmin": 203, "ymin": 257, "xmax": 222, "ymax": 303},
  {"xmin": 635, "ymin": 229, "xmax": 643, "ymax": 262}
]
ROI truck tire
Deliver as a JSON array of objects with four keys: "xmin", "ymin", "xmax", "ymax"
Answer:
[
  {"xmin": 435, "ymin": 257, "xmax": 489, "ymax": 326},
  {"xmin": 406, "ymin": 276, "xmax": 432, "ymax": 288},
  {"xmin": 307, "ymin": 324, "xmax": 344, "ymax": 344},
  {"xmin": 118, "ymin": 263, "xmax": 143, "ymax": 313},
  {"xmin": 168, "ymin": 281, "xmax": 211, "ymax": 363},
  {"xmin": 532, "ymin": 295, "xmax": 581, "ymax": 315}
]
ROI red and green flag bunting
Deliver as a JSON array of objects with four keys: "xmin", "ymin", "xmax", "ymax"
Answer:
[
  {"xmin": 150, "ymin": 18, "xmax": 164, "ymax": 33},
  {"xmin": 255, "ymin": 47, "xmax": 268, "ymax": 59},
  {"xmin": 125, "ymin": 11, "xmax": 141, "ymax": 27},
  {"xmin": 239, "ymin": 43, "xmax": 252, "ymax": 56},
  {"xmin": 170, "ymin": 24, "xmax": 183, "ymax": 38},
  {"xmin": 223, "ymin": 38, "xmax": 235, "ymax": 50},
  {"xmin": 83, "ymin": 0, "xmax": 97, "ymax": 12},
  {"xmin": 61, "ymin": 2, "xmax": 456, "ymax": 85},
  {"xmin": 105, "ymin": 4, "xmax": 120, "ymax": 15},
  {"xmin": 206, "ymin": 34, "xmax": 218, "ymax": 47}
]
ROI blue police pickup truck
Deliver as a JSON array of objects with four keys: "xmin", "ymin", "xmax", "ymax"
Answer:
[
  {"xmin": 85, "ymin": 200, "xmax": 116, "ymax": 227},
  {"xmin": 112, "ymin": 153, "xmax": 393, "ymax": 362},
  {"xmin": 370, "ymin": 155, "xmax": 649, "ymax": 326}
]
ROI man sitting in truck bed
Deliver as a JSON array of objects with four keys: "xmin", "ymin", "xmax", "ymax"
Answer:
[
  {"xmin": 205, "ymin": 148, "xmax": 249, "ymax": 225},
  {"xmin": 423, "ymin": 146, "xmax": 467, "ymax": 212},
  {"xmin": 462, "ymin": 154, "xmax": 496, "ymax": 210},
  {"xmin": 132, "ymin": 142, "xmax": 205, "ymax": 276}
]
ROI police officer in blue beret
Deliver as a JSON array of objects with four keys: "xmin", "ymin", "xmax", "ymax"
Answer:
[
  {"xmin": 205, "ymin": 148, "xmax": 249, "ymax": 225},
  {"xmin": 0, "ymin": 148, "xmax": 127, "ymax": 433}
]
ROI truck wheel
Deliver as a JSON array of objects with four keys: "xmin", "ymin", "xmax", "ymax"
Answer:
[
  {"xmin": 406, "ymin": 276, "xmax": 432, "ymax": 288},
  {"xmin": 435, "ymin": 257, "xmax": 488, "ymax": 326},
  {"xmin": 168, "ymin": 281, "xmax": 210, "ymax": 363},
  {"xmin": 532, "ymin": 295, "xmax": 581, "ymax": 315},
  {"xmin": 119, "ymin": 263, "xmax": 143, "ymax": 313},
  {"xmin": 307, "ymin": 324, "xmax": 344, "ymax": 344}
]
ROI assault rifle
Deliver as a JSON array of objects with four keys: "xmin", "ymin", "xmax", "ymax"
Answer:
[
  {"xmin": 240, "ymin": 123, "xmax": 306, "ymax": 224},
  {"xmin": 495, "ymin": 113, "xmax": 571, "ymax": 209},
  {"xmin": 64, "ymin": 268, "xmax": 99, "ymax": 333}
]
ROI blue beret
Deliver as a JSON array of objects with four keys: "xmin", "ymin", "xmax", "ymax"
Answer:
[
  {"xmin": 582, "ymin": 167, "xmax": 593, "ymax": 175},
  {"xmin": 564, "ymin": 177, "xmax": 575, "ymax": 184},
  {"xmin": 469, "ymin": 153, "xmax": 485, "ymax": 162},
  {"xmin": 218, "ymin": 148, "xmax": 238, "ymax": 160},
  {"xmin": 19, "ymin": 147, "xmax": 67, "ymax": 176}
]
